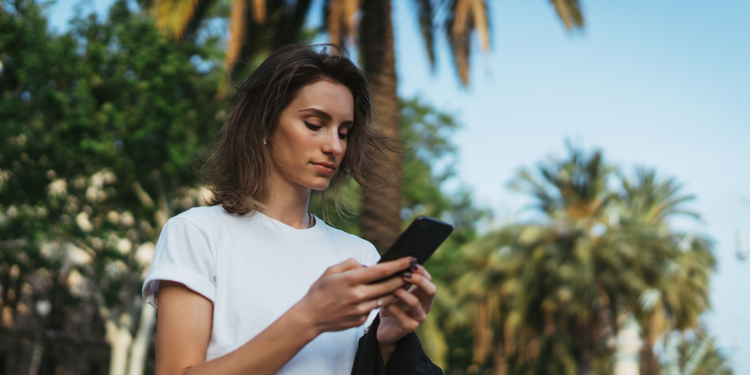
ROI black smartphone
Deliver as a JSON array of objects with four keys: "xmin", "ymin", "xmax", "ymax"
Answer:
[{"xmin": 378, "ymin": 216, "xmax": 454, "ymax": 265}]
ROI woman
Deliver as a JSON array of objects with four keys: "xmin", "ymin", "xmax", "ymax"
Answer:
[{"xmin": 142, "ymin": 45, "xmax": 440, "ymax": 375}]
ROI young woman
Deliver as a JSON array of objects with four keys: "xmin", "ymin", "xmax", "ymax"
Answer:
[{"xmin": 142, "ymin": 45, "xmax": 440, "ymax": 375}]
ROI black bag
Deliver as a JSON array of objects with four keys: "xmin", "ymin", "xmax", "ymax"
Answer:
[{"xmin": 351, "ymin": 314, "xmax": 443, "ymax": 375}]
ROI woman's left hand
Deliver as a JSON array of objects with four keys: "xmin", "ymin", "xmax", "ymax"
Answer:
[{"xmin": 376, "ymin": 262, "xmax": 436, "ymax": 354}]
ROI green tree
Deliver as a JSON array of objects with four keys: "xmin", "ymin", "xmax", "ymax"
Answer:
[
  {"xmin": 0, "ymin": 1, "xmax": 223, "ymax": 373},
  {"xmin": 616, "ymin": 168, "xmax": 715, "ymax": 375},
  {"xmin": 450, "ymin": 145, "xmax": 716, "ymax": 375}
]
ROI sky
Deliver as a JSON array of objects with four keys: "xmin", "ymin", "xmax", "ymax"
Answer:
[
  {"xmin": 389, "ymin": 0, "xmax": 750, "ymax": 372},
  {"xmin": 45, "ymin": 0, "xmax": 750, "ymax": 372}
]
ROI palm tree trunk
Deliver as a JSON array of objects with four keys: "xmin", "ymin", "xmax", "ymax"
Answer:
[
  {"xmin": 576, "ymin": 324, "xmax": 594, "ymax": 375},
  {"xmin": 358, "ymin": 0, "xmax": 402, "ymax": 253},
  {"xmin": 578, "ymin": 347, "xmax": 593, "ymax": 375},
  {"xmin": 639, "ymin": 332, "xmax": 659, "ymax": 375},
  {"xmin": 493, "ymin": 326, "xmax": 508, "ymax": 375}
]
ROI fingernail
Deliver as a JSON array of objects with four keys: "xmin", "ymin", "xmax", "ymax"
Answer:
[
  {"xmin": 403, "ymin": 271, "xmax": 413, "ymax": 279},
  {"xmin": 409, "ymin": 258, "xmax": 418, "ymax": 271},
  {"xmin": 402, "ymin": 283, "xmax": 411, "ymax": 290}
]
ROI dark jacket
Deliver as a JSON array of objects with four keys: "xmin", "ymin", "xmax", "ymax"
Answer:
[{"xmin": 351, "ymin": 315, "xmax": 443, "ymax": 375}]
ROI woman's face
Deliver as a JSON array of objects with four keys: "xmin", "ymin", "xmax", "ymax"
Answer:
[{"xmin": 269, "ymin": 79, "xmax": 354, "ymax": 192}]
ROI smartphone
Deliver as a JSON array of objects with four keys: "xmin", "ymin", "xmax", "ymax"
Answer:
[{"xmin": 378, "ymin": 216, "xmax": 454, "ymax": 265}]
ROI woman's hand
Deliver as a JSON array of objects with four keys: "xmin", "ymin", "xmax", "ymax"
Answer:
[
  {"xmin": 293, "ymin": 257, "xmax": 413, "ymax": 335},
  {"xmin": 376, "ymin": 262, "xmax": 436, "ymax": 361}
]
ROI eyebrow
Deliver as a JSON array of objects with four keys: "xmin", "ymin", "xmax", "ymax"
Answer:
[{"xmin": 299, "ymin": 108, "xmax": 354, "ymax": 126}]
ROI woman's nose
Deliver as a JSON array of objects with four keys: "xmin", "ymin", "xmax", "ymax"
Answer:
[{"xmin": 322, "ymin": 131, "xmax": 343, "ymax": 155}]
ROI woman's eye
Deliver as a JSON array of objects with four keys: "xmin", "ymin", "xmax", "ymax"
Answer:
[
  {"xmin": 338, "ymin": 132, "xmax": 348, "ymax": 140},
  {"xmin": 304, "ymin": 122, "xmax": 321, "ymax": 130}
]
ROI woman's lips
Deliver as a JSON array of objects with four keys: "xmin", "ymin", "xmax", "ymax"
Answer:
[{"xmin": 312, "ymin": 162, "xmax": 336, "ymax": 174}]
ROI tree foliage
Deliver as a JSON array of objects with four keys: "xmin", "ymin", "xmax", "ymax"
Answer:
[
  {"xmin": 448, "ymin": 144, "xmax": 717, "ymax": 375},
  {"xmin": 1, "ymin": 0, "xmax": 224, "ymax": 372}
]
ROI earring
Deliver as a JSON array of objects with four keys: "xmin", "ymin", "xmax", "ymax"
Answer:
[{"xmin": 263, "ymin": 137, "xmax": 267, "ymax": 145}]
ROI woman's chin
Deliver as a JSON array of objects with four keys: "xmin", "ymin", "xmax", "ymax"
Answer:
[{"xmin": 306, "ymin": 179, "xmax": 333, "ymax": 192}]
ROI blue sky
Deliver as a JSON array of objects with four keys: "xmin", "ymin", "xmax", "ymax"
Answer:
[
  {"xmin": 390, "ymin": 0, "xmax": 750, "ymax": 371},
  {"xmin": 46, "ymin": 0, "xmax": 750, "ymax": 372}
]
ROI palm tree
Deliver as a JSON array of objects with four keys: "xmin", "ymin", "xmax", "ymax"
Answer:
[
  {"xmin": 448, "ymin": 145, "xmax": 614, "ymax": 374},
  {"xmin": 452, "ymin": 146, "xmax": 716, "ymax": 375},
  {"xmin": 615, "ymin": 168, "xmax": 715, "ymax": 375},
  {"xmin": 510, "ymin": 146, "xmax": 614, "ymax": 375},
  {"xmin": 150, "ymin": 0, "xmax": 586, "ymax": 251}
]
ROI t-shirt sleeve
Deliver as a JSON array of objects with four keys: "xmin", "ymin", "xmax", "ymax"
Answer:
[
  {"xmin": 142, "ymin": 217, "xmax": 217, "ymax": 308},
  {"xmin": 365, "ymin": 242, "xmax": 381, "ymax": 266}
]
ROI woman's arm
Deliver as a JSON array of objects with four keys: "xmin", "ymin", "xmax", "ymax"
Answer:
[
  {"xmin": 155, "ymin": 281, "xmax": 319, "ymax": 375},
  {"xmin": 155, "ymin": 257, "xmax": 415, "ymax": 375}
]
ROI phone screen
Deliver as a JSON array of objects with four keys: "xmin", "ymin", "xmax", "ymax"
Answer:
[{"xmin": 378, "ymin": 216, "xmax": 454, "ymax": 265}]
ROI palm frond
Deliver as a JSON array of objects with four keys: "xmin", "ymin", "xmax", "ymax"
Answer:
[
  {"xmin": 326, "ymin": 0, "xmax": 360, "ymax": 46},
  {"xmin": 549, "ymin": 0, "xmax": 584, "ymax": 31},
  {"xmin": 470, "ymin": 0, "xmax": 490, "ymax": 52},
  {"xmin": 413, "ymin": 0, "xmax": 436, "ymax": 66},
  {"xmin": 445, "ymin": 0, "xmax": 491, "ymax": 86},
  {"xmin": 251, "ymin": 0, "xmax": 266, "ymax": 24},
  {"xmin": 326, "ymin": 0, "xmax": 343, "ymax": 45},
  {"xmin": 619, "ymin": 166, "xmax": 698, "ymax": 224},
  {"xmin": 152, "ymin": 0, "xmax": 205, "ymax": 40},
  {"xmin": 226, "ymin": 0, "xmax": 247, "ymax": 67}
]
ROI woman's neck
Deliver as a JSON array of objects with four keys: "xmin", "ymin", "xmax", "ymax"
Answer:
[{"xmin": 261, "ymin": 174, "xmax": 313, "ymax": 229}]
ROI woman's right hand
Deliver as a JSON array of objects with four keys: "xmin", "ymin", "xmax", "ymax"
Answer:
[{"xmin": 294, "ymin": 257, "xmax": 414, "ymax": 334}]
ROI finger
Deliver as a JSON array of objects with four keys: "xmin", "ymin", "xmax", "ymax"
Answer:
[
  {"xmin": 358, "ymin": 276, "xmax": 406, "ymax": 301},
  {"xmin": 347, "ymin": 257, "xmax": 415, "ymax": 285},
  {"xmin": 326, "ymin": 258, "xmax": 365, "ymax": 275},
  {"xmin": 378, "ymin": 294, "xmax": 398, "ymax": 307},
  {"xmin": 402, "ymin": 271, "xmax": 437, "ymax": 297},
  {"xmin": 394, "ymin": 288, "xmax": 427, "ymax": 323},
  {"xmin": 414, "ymin": 264, "xmax": 432, "ymax": 281},
  {"xmin": 384, "ymin": 304, "xmax": 420, "ymax": 333},
  {"xmin": 386, "ymin": 295, "xmax": 407, "ymax": 310},
  {"xmin": 401, "ymin": 273, "xmax": 435, "ymax": 314},
  {"xmin": 393, "ymin": 288, "xmax": 422, "ymax": 310},
  {"xmin": 359, "ymin": 294, "xmax": 397, "ymax": 312}
]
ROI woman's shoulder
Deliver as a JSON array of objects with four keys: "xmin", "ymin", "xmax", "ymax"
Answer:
[
  {"xmin": 170, "ymin": 205, "xmax": 216, "ymax": 223},
  {"xmin": 166, "ymin": 205, "xmax": 236, "ymax": 234}
]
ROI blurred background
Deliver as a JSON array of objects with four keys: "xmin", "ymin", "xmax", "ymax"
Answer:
[{"xmin": 1, "ymin": 0, "xmax": 748, "ymax": 374}]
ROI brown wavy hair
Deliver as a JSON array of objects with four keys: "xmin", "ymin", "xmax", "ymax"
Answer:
[{"xmin": 199, "ymin": 44, "xmax": 395, "ymax": 215}]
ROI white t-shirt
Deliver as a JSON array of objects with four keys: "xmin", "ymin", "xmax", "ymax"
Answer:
[{"xmin": 142, "ymin": 205, "xmax": 381, "ymax": 374}]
